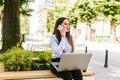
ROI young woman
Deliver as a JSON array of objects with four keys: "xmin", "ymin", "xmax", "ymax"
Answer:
[{"xmin": 50, "ymin": 17, "xmax": 83, "ymax": 80}]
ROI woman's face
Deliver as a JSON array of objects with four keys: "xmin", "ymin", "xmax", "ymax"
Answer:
[{"xmin": 61, "ymin": 19, "xmax": 70, "ymax": 32}]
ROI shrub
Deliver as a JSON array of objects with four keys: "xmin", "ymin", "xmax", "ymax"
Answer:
[
  {"xmin": 0, "ymin": 46, "xmax": 52, "ymax": 71},
  {"xmin": 0, "ymin": 47, "xmax": 33, "ymax": 71},
  {"xmin": 31, "ymin": 50, "xmax": 52, "ymax": 70}
]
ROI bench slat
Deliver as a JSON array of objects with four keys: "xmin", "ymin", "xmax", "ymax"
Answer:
[{"xmin": 0, "ymin": 70, "xmax": 94, "ymax": 79}]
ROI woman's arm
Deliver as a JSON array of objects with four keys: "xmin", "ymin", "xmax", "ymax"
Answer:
[{"xmin": 50, "ymin": 35, "xmax": 67, "ymax": 58}]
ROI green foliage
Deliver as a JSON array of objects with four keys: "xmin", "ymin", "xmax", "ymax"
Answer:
[
  {"xmin": 0, "ymin": 0, "xmax": 4, "ymax": 6},
  {"xmin": 0, "ymin": 47, "xmax": 33, "ymax": 71},
  {"xmin": 96, "ymin": 35, "xmax": 107, "ymax": 42},
  {"xmin": 101, "ymin": 2, "xmax": 118, "ymax": 16},
  {"xmin": 37, "ymin": 50, "xmax": 52, "ymax": 65},
  {"xmin": 67, "ymin": 0, "xmax": 82, "ymax": 28},
  {"xmin": 68, "ymin": 6, "xmax": 78, "ymax": 28},
  {"xmin": 0, "ymin": 48, "xmax": 52, "ymax": 71},
  {"xmin": 20, "ymin": 0, "xmax": 34, "ymax": 16},
  {"xmin": 31, "ymin": 50, "xmax": 52, "ymax": 70},
  {"xmin": 21, "ymin": 0, "xmax": 34, "ymax": 4},
  {"xmin": 78, "ymin": 2, "xmax": 97, "ymax": 24},
  {"xmin": 0, "ymin": 0, "xmax": 34, "ymax": 16},
  {"xmin": 95, "ymin": 1, "xmax": 120, "ymax": 23},
  {"xmin": 20, "ymin": 8, "xmax": 34, "ymax": 16}
]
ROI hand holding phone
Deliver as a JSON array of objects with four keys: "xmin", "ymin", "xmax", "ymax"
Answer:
[
  {"xmin": 57, "ymin": 25, "xmax": 63, "ymax": 31},
  {"xmin": 57, "ymin": 25, "xmax": 66, "ymax": 37}
]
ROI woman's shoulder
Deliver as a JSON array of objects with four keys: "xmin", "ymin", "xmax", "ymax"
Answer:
[
  {"xmin": 50, "ymin": 34, "xmax": 59, "ymax": 43},
  {"xmin": 50, "ymin": 34, "xmax": 57, "ymax": 41},
  {"xmin": 50, "ymin": 34, "xmax": 56, "ymax": 39}
]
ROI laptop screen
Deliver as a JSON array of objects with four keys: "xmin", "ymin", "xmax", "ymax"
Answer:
[{"xmin": 57, "ymin": 53, "xmax": 92, "ymax": 72}]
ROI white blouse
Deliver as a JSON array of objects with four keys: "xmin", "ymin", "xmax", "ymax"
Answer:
[{"xmin": 50, "ymin": 35, "xmax": 73, "ymax": 59}]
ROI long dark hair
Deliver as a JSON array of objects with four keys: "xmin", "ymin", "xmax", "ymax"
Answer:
[{"xmin": 53, "ymin": 17, "xmax": 74, "ymax": 52}]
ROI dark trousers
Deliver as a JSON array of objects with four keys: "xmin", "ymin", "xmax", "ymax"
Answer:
[{"xmin": 50, "ymin": 58, "xmax": 83, "ymax": 80}]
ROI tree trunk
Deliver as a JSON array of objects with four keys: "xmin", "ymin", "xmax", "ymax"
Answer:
[
  {"xmin": 110, "ymin": 20, "xmax": 118, "ymax": 43},
  {"xmin": 86, "ymin": 24, "xmax": 92, "ymax": 41},
  {"xmin": 2, "ymin": 0, "xmax": 21, "ymax": 52}
]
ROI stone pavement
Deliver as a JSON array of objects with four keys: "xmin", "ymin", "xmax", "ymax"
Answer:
[
  {"xmin": 77, "ymin": 41, "xmax": 120, "ymax": 80},
  {"xmin": 88, "ymin": 60, "xmax": 120, "ymax": 80}
]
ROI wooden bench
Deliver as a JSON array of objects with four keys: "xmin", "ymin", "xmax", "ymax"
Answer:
[{"xmin": 0, "ymin": 70, "xmax": 95, "ymax": 79}]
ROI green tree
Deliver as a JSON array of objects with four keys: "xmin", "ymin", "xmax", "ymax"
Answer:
[
  {"xmin": 67, "ymin": 0, "xmax": 80, "ymax": 38},
  {"xmin": 67, "ymin": 0, "xmax": 80, "ymax": 28},
  {"xmin": 78, "ymin": 2, "xmax": 97, "ymax": 41},
  {"xmin": 0, "ymin": 0, "xmax": 34, "ymax": 52},
  {"xmin": 97, "ymin": 1, "xmax": 120, "ymax": 43}
]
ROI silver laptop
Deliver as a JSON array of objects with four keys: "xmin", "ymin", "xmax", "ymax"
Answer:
[{"xmin": 51, "ymin": 53, "xmax": 92, "ymax": 72}]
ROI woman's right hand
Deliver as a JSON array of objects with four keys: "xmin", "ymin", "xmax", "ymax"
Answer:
[{"xmin": 60, "ymin": 27, "xmax": 66, "ymax": 37}]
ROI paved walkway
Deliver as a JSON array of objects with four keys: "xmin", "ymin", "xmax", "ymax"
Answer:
[
  {"xmin": 83, "ymin": 41, "xmax": 120, "ymax": 80},
  {"xmin": 88, "ymin": 60, "xmax": 120, "ymax": 80}
]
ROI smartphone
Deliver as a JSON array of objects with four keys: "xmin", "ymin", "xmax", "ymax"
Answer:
[{"xmin": 57, "ymin": 25, "xmax": 63, "ymax": 31}]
